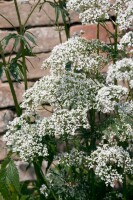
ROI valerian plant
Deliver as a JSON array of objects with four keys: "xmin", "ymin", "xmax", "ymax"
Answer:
[
  {"xmin": 2, "ymin": 0, "xmax": 133, "ymax": 200},
  {"xmin": 0, "ymin": 0, "xmax": 70, "ymax": 199}
]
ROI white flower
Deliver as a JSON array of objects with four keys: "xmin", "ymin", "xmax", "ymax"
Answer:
[
  {"xmin": 67, "ymin": 0, "xmax": 133, "ymax": 30},
  {"xmin": 88, "ymin": 144, "xmax": 133, "ymax": 187},
  {"xmin": 42, "ymin": 36, "xmax": 107, "ymax": 76},
  {"xmin": 118, "ymin": 31, "xmax": 133, "ymax": 52},
  {"xmin": 38, "ymin": 108, "xmax": 90, "ymax": 137},
  {"xmin": 106, "ymin": 58, "xmax": 133, "ymax": 84},
  {"xmin": 118, "ymin": 101, "xmax": 133, "ymax": 116},
  {"xmin": 40, "ymin": 184, "xmax": 48, "ymax": 197},
  {"xmin": 129, "ymin": 80, "xmax": 133, "ymax": 88},
  {"xmin": 22, "ymin": 72, "xmax": 102, "ymax": 111},
  {"xmin": 67, "ymin": 0, "xmax": 110, "ymax": 24},
  {"xmin": 115, "ymin": 0, "xmax": 133, "ymax": 30},
  {"xmin": 96, "ymin": 85, "xmax": 128, "ymax": 113},
  {"xmin": 57, "ymin": 149, "xmax": 87, "ymax": 167},
  {"xmin": 4, "ymin": 112, "xmax": 48, "ymax": 162},
  {"xmin": 102, "ymin": 118, "xmax": 133, "ymax": 144}
]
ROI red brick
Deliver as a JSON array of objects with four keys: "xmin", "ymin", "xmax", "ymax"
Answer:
[
  {"xmin": 0, "ymin": 109, "xmax": 14, "ymax": 134},
  {"xmin": 15, "ymin": 160, "xmax": 47, "ymax": 181},
  {"xmin": 37, "ymin": 105, "xmax": 53, "ymax": 118},
  {"xmin": 70, "ymin": 22, "xmax": 115, "ymax": 44},
  {"xmin": 29, "ymin": 27, "xmax": 66, "ymax": 53},
  {"xmin": 0, "ymin": 1, "xmax": 79, "ymax": 29},
  {"xmin": 0, "ymin": 137, "xmax": 7, "ymax": 160},
  {"xmin": 0, "ymin": 81, "xmax": 33, "ymax": 108}
]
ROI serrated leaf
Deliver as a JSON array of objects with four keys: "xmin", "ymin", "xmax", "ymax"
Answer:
[
  {"xmin": 1, "ymin": 156, "xmax": 10, "ymax": 169},
  {"xmin": 0, "ymin": 159, "xmax": 20, "ymax": 199},
  {"xmin": 6, "ymin": 160, "xmax": 20, "ymax": 194},
  {"xmin": 0, "ymin": 168, "xmax": 11, "ymax": 200}
]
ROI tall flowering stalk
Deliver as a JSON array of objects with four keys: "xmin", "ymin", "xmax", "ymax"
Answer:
[{"xmin": 3, "ymin": 0, "xmax": 133, "ymax": 199}]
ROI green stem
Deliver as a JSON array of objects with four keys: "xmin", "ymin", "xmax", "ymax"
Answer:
[
  {"xmin": 33, "ymin": 162, "xmax": 58, "ymax": 200},
  {"xmin": 114, "ymin": 24, "xmax": 118, "ymax": 64},
  {"xmin": 14, "ymin": 0, "xmax": 28, "ymax": 90},
  {"xmin": 21, "ymin": 40, "xmax": 28, "ymax": 90},
  {"xmin": 99, "ymin": 22, "xmax": 114, "ymax": 37},
  {"xmin": 123, "ymin": 174, "xmax": 127, "ymax": 200},
  {"xmin": 0, "ymin": 43, "xmax": 22, "ymax": 116},
  {"xmin": 97, "ymin": 23, "xmax": 100, "ymax": 55},
  {"xmin": 89, "ymin": 109, "xmax": 96, "ymax": 151},
  {"xmin": 57, "ymin": 24, "xmax": 62, "ymax": 44},
  {"xmin": 5, "ymin": 70, "xmax": 22, "ymax": 116},
  {"xmin": 14, "ymin": 0, "xmax": 22, "ymax": 32}
]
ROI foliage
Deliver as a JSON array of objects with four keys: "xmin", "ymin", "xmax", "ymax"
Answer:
[{"xmin": 1, "ymin": 0, "xmax": 133, "ymax": 200}]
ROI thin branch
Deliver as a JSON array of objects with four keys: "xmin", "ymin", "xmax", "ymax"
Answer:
[
  {"xmin": 0, "ymin": 14, "xmax": 17, "ymax": 31},
  {"xmin": 24, "ymin": 0, "xmax": 42, "ymax": 27}
]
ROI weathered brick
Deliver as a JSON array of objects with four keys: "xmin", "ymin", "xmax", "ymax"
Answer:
[
  {"xmin": 0, "ymin": 137, "xmax": 7, "ymax": 160},
  {"xmin": 37, "ymin": 105, "xmax": 53, "ymax": 118},
  {"xmin": 0, "ymin": 1, "xmax": 79, "ymax": 29},
  {"xmin": 0, "ymin": 109, "xmax": 14, "ymax": 134},
  {"xmin": 29, "ymin": 27, "xmax": 66, "ymax": 53},
  {"xmin": 1, "ymin": 53, "xmax": 51, "ymax": 82},
  {"xmin": 15, "ymin": 160, "xmax": 47, "ymax": 181},
  {"xmin": 0, "ymin": 27, "xmax": 66, "ymax": 54},
  {"xmin": 0, "ymin": 81, "xmax": 33, "ymax": 108},
  {"xmin": 70, "ymin": 22, "xmax": 115, "ymax": 43}
]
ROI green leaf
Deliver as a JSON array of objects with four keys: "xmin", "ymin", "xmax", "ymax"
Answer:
[
  {"xmin": 0, "ymin": 159, "xmax": 20, "ymax": 199},
  {"xmin": 0, "ymin": 168, "xmax": 11, "ymax": 200},
  {"xmin": 20, "ymin": 195, "xmax": 29, "ymax": 200},
  {"xmin": 13, "ymin": 37, "xmax": 20, "ymax": 51},
  {"xmin": 2, "ymin": 33, "xmax": 18, "ymax": 47},
  {"xmin": 6, "ymin": 160, "xmax": 20, "ymax": 194},
  {"xmin": 25, "ymin": 33, "xmax": 37, "ymax": 45},
  {"xmin": 0, "ymin": 62, "xmax": 4, "ymax": 79},
  {"xmin": 65, "ymin": 61, "xmax": 71, "ymax": 71},
  {"xmin": 9, "ymin": 62, "xmax": 20, "ymax": 82},
  {"xmin": 55, "ymin": 6, "xmax": 60, "ymax": 24}
]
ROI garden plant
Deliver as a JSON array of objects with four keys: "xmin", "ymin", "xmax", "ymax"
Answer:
[{"xmin": 0, "ymin": 0, "xmax": 133, "ymax": 200}]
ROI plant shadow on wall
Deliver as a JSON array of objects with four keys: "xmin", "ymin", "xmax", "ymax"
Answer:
[{"xmin": 1, "ymin": 0, "xmax": 133, "ymax": 200}]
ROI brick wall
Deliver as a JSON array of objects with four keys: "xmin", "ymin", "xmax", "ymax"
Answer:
[{"xmin": 0, "ymin": 0, "xmax": 115, "ymax": 179}]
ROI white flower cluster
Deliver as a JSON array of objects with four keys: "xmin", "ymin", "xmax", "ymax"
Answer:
[
  {"xmin": 88, "ymin": 144, "xmax": 133, "ymax": 187},
  {"xmin": 118, "ymin": 31, "xmax": 133, "ymax": 52},
  {"xmin": 102, "ymin": 119, "xmax": 133, "ymax": 144},
  {"xmin": 57, "ymin": 149, "xmax": 87, "ymax": 167},
  {"xmin": 4, "ymin": 109, "xmax": 89, "ymax": 161},
  {"xmin": 118, "ymin": 101, "xmax": 133, "ymax": 117},
  {"xmin": 96, "ymin": 85, "xmax": 128, "ymax": 113},
  {"xmin": 42, "ymin": 37, "xmax": 107, "ymax": 76},
  {"xmin": 129, "ymin": 80, "xmax": 133, "ymax": 89},
  {"xmin": 4, "ymin": 112, "xmax": 48, "ymax": 162},
  {"xmin": 22, "ymin": 72, "xmax": 102, "ymax": 111},
  {"xmin": 39, "ymin": 109, "xmax": 90, "ymax": 137},
  {"xmin": 67, "ymin": 0, "xmax": 110, "ymax": 24},
  {"xmin": 106, "ymin": 58, "xmax": 133, "ymax": 85},
  {"xmin": 40, "ymin": 184, "xmax": 48, "ymax": 198},
  {"xmin": 67, "ymin": 0, "xmax": 133, "ymax": 30},
  {"xmin": 116, "ymin": 0, "xmax": 133, "ymax": 30}
]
